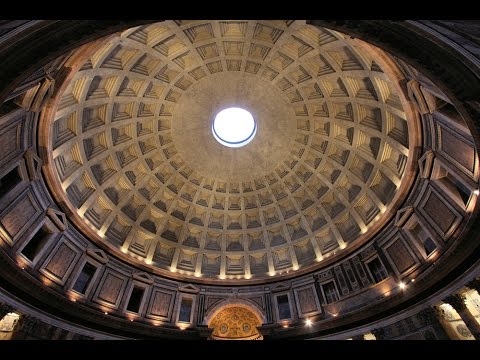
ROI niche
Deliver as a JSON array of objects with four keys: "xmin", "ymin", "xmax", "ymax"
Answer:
[
  {"xmin": 178, "ymin": 297, "xmax": 193, "ymax": 323},
  {"xmin": 276, "ymin": 294, "xmax": 292, "ymax": 320},
  {"xmin": 404, "ymin": 215, "xmax": 438, "ymax": 259},
  {"xmin": 20, "ymin": 222, "xmax": 55, "ymax": 263},
  {"xmin": 431, "ymin": 160, "xmax": 472, "ymax": 209},
  {"xmin": 321, "ymin": 281, "xmax": 339, "ymax": 304},
  {"xmin": 0, "ymin": 166, "xmax": 23, "ymax": 198},
  {"xmin": 366, "ymin": 257, "xmax": 388, "ymax": 283},
  {"xmin": 126, "ymin": 286, "xmax": 145, "ymax": 313},
  {"xmin": 72, "ymin": 262, "xmax": 97, "ymax": 294}
]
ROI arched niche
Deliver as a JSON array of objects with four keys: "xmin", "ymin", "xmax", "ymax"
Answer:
[{"xmin": 207, "ymin": 304, "xmax": 264, "ymax": 340}]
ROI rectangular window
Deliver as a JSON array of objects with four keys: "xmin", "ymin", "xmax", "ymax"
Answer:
[
  {"xmin": 322, "ymin": 281, "xmax": 339, "ymax": 304},
  {"xmin": 178, "ymin": 297, "xmax": 193, "ymax": 323},
  {"xmin": 126, "ymin": 286, "xmax": 145, "ymax": 313},
  {"xmin": 0, "ymin": 166, "xmax": 22, "ymax": 198},
  {"xmin": 367, "ymin": 257, "xmax": 388, "ymax": 283},
  {"xmin": 21, "ymin": 226, "xmax": 51, "ymax": 261},
  {"xmin": 72, "ymin": 262, "xmax": 97, "ymax": 294},
  {"xmin": 277, "ymin": 294, "xmax": 291, "ymax": 320}
]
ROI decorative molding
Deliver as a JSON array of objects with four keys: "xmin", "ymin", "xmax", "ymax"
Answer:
[
  {"xmin": 178, "ymin": 284, "xmax": 200, "ymax": 294},
  {"xmin": 418, "ymin": 150, "xmax": 435, "ymax": 179},
  {"xmin": 407, "ymin": 79, "xmax": 430, "ymax": 115},
  {"xmin": 394, "ymin": 206, "xmax": 414, "ymax": 227},
  {"xmin": 13, "ymin": 75, "xmax": 55, "ymax": 112},
  {"xmin": 86, "ymin": 248, "xmax": 109, "ymax": 264},
  {"xmin": 271, "ymin": 283, "xmax": 291, "ymax": 292},
  {"xmin": 443, "ymin": 294, "xmax": 467, "ymax": 311},
  {"xmin": 46, "ymin": 208, "xmax": 68, "ymax": 231},
  {"xmin": 23, "ymin": 149, "xmax": 42, "ymax": 181},
  {"xmin": 132, "ymin": 272, "xmax": 154, "ymax": 285}
]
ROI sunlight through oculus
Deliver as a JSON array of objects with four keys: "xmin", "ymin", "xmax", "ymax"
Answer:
[{"xmin": 212, "ymin": 107, "xmax": 256, "ymax": 148}]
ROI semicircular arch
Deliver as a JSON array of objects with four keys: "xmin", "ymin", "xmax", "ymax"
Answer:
[{"xmin": 204, "ymin": 298, "xmax": 266, "ymax": 326}]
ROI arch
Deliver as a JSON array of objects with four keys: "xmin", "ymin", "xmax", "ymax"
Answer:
[
  {"xmin": 206, "ymin": 303, "xmax": 264, "ymax": 340},
  {"xmin": 204, "ymin": 298, "xmax": 266, "ymax": 326}
]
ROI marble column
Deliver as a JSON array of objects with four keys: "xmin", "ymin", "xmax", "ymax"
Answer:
[{"xmin": 444, "ymin": 294, "xmax": 480, "ymax": 340}]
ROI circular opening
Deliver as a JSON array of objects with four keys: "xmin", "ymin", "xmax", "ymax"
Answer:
[{"xmin": 212, "ymin": 107, "xmax": 256, "ymax": 148}]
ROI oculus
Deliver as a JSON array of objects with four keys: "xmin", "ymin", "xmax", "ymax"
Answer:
[{"xmin": 212, "ymin": 107, "xmax": 256, "ymax": 148}]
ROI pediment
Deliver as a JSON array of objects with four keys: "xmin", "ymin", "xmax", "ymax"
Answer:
[
  {"xmin": 86, "ymin": 248, "xmax": 109, "ymax": 264},
  {"xmin": 178, "ymin": 284, "xmax": 200, "ymax": 294},
  {"xmin": 133, "ymin": 272, "xmax": 154, "ymax": 284},
  {"xmin": 46, "ymin": 208, "xmax": 67, "ymax": 231}
]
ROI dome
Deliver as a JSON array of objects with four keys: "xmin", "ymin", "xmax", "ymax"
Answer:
[
  {"xmin": 45, "ymin": 20, "xmax": 414, "ymax": 283},
  {"xmin": 1, "ymin": 19, "xmax": 479, "ymax": 341}
]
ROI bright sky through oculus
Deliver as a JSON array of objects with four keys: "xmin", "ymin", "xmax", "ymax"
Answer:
[{"xmin": 212, "ymin": 107, "xmax": 256, "ymax": 148}]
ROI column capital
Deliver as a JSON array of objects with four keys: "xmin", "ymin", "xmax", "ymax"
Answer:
[
  {"xmin": 443, "ymin": 294, "xmax": 467, "ymax": 311},
  {"xmin": 466, "ymin": 278, "xmax": 480, "ymax": 293},
  {"xmin": 443, "ymin": 293, "xmax": 480, "ymax": 340},
  {"xmin": 0, "ymin": 302, "xmax": 15, "ymax": 319},
  {"xmin": 433, "ymin": 305, "xmax": 449, "ymax": 320}
]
